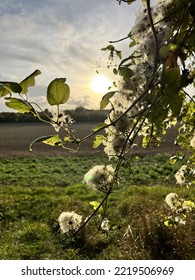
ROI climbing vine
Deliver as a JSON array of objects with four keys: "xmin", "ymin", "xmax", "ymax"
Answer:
[{"xmin": 0, "ymin": 0, "xmax": 194, "ymax": 243}]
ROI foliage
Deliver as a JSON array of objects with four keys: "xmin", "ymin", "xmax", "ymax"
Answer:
[
  {"xmin": 47, "ymin": 78, "xmax": 70, "ymax": 106},
  {"xmin": 0, "ymin": 0, "xmax": 195, "ymax": 258}
]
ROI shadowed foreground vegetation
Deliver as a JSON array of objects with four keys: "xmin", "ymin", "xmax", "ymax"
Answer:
[{"xmin": 0, "ymin": 155, "xmax": 194, "ymax": 260}]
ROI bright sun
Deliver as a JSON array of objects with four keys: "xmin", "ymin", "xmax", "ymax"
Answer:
[{"xmin": 91, "ymin": 75, "xmax": 112, "ymax": 93}]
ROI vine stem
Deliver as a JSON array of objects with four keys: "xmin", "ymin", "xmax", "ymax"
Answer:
[
  {"xmin": 30, "ymin": 102, "xmax": 52, "ymax": 124},
  {"xmin": 146, "ymin": 0, "xmax": 159, "ymax": 81},
  {"xmin": 177, "ymin": 18, "xmax": 195, "ymax": 53},
  {"xmin": 73, "ymin": 189, "xmax": 112, "ymax": 237},
  {"xmin": 110, "ymin": 0, "xmax": 191, "ymax": 44},
  {"xmin": 77, "ymin": 1, "xmax": 160, "ymax": 146},
  {"xmin": 73, "ymin": 92, "xmax": 161, "ymax": 237}
]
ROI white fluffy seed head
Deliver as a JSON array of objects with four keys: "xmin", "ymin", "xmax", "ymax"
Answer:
[
  {"xmin": 58, "ymin": 211, "xmax": 82, "ymax": 234},
  {"xmin": 83, "ymin": 165, "xmax": 115, "ymax": 190}
]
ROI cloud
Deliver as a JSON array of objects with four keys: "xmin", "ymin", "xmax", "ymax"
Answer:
[
  {"xmin": 0, "ymin": 0, "xmax": 139, "ymax": 112},
  {"xmin": 0, "ymin": 0, "xmax": 24, "ymax": 16}
]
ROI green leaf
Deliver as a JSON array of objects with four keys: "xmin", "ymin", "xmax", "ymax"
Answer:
[
  {"xmin": 63, "ymin": 136, "xmax": 74, "ymax": 143},
  {"xmin": 127, "ymin": 0, "xmax": 136, "ymax": 5},
  {"xmin": 169, "ymin": 44, "xmax": 178, "ymax": 52},
  {"xmin": 159, "ymin": 44, "xmax": 178, "ymax": 59},
  {"xmin": 161, "ymin": 66, "xmax": 183, "ymax": 117},
  {"xmin": 101, "ymin": 45, "xmax": 121, "ymax": 60},
  {"xmin": 169, "ymin": 92, "xmax": 183, "ymax": 117},
  {"xmin": 0, "ymin": 85, "xmax": 7, "ymax": 97},
  {"xmin": 0, "ymin": 82, "xmax": 22, "ymax": 97},
  {"xmin": 89, "ymin": 201, "xmax": 103, "ymax": 211},
  {"xmin": 29, "ymin": 134, "xmax": 62, "ymax": 151},
  {"xmin": 93, "ymin": 135, "xmax": 104, "ymax": 148},
  {"xmin": 47, "ymin": 78, "xmax": 70, "ymax": 106},
  {"xmin": 93, "ymin": 123, "xmax": 107, "ymax": 132},
  {"xmin": 5, "ymin": 98, "xmax": 35, "ymax": 114},
  {"xmin": 169, "ymin": 156, "xmax": 177, "ymax": 165},
  {"xmin": 116, "ymin": 50, "xmax": 122, "ymax": 60},
  {"xmin": 182, "ymin": 101, "xmax": 195, "ymax": 125},
  {"xmin": 20, "ymin": 69, "xmax": 41, "ymax": 94},
  {"xmin": 129, "ymin": 39, "xmax": 136, "ymax": 48},
  {"xmin": 164, "ymin": 220, "xmax": 171, "ymax": 227},
  {"xmin": 113, "ymin": 68, "xmax": 118, "ymax": 75},
  {"xmin": 119, "ymin": 67, "xmax": 133, "ymax": 83},
  {"xmin": 162, "ymin": 66, "xmax": 181, "ymax": 90},
  {"xmin": 100, "ymin": 91, "xmax": 116, "ymax": 110},
  {"xmin": 101, "ymin": 45, "xmax": 115, "ymax": 52},
  {"xmin": 159, "ymin": 45, "xmax": 169, "ymax": 59},
  {"xmin": 176, "ymin": 134, "xmax": 186, "ymax": 146},
  {"xmin": 130, "ymin": 154, "xmax": 141, "ymax": 161},
  {"xmin": 184, "ymin": 200, "xmax": 195, "ymax": 209},
  {"xmin": 142, "ymin": 135, "xmax": 151, "ymax": 149},
  {"xmin": 176, "ymin": 151, "xmax": 184, "ymax": 159}
]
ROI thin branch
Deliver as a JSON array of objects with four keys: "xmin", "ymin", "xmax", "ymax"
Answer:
[
  {"xmin": 73, "ymin": 189, "xmax": 112, "ymax": 237},
  {"xmin": 109, "ymin": 35, "xmax": 129, "ymax": 44},
  {"xmin": 146, "ymin": 0, "xmax": 159, "ymax": 81},
  {"xmin": 177, "ymin": 18, "xmax": 195, "ymax": 53},
  {"xmin": 117, "ymin": 0, "xmax": 135, "ymax": 3},
  {"xmin": 154, "ymin": 0, "xmax": 191, "ymax": 25},
  {"xmin": 110, "ymin": 0, "xmax": 191, "ymax": 44},
  {"xmin": 73, "ymin": 2, "xmax": 160, "ymax": 148},
  {"xmin": 24, "ymin": 101, "xmax": 52, "ymax": 125},
  {"xmin": 182, "ymin": 89, "xmax": 195, "ymax": 103}
]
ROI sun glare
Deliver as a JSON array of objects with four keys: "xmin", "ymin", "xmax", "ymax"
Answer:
[{"xmin": 91, "ymin": 75, "xmax": 112, "ymax": 93}]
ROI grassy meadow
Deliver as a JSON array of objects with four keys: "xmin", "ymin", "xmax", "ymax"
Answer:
[{"xmin": 0, "ymin": 123, "xmax": 195, "ymax": 260}]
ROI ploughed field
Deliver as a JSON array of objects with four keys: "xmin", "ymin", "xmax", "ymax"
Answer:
[{"xmin": 0, "ymin": 122, "xmax": 181, "ymax": 158}]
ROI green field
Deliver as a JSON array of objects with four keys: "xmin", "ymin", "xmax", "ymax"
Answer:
[
  {"xmin": 0, "ymin": 123, "xmax": 194, "ymax": 260},
  {"xmin": 0, "ymin": 154, "xmax": 195, "ymax": 260}
]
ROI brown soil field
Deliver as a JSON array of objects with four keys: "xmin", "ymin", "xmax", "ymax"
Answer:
[{"xmin": 0, "ymin": 122, "xmax": 182, "ymax": 158}]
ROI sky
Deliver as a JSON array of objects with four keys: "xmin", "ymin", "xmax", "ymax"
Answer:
[{"xmin": 0, "ymin": 0, "xmax": 140, "ymax": 112}]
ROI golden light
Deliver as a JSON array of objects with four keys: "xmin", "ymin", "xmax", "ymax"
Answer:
[{"xmin": 91, "ymin": 75, "xmax": 112, "ymax": 93}]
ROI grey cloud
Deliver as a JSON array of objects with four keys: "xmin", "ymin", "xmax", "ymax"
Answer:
[
  {"xmin": 0, "ymin": 0, "xmax": 140, "ymax": 111},
  {"xmin": 68, "ymin": 94, "xmax": 91, "ymax": 109},
  {"xmin": 0, "ymin": 0, "xmax": 24, "ymax": 16}
]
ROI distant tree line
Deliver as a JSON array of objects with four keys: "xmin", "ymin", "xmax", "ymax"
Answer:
[
  {"xmin": 66, "ymin": 107, "xmax": 108, "ymax": 122},
  {"xmin": 0, "ymin": 107, "xmax": 109, "ymax": 123}
]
